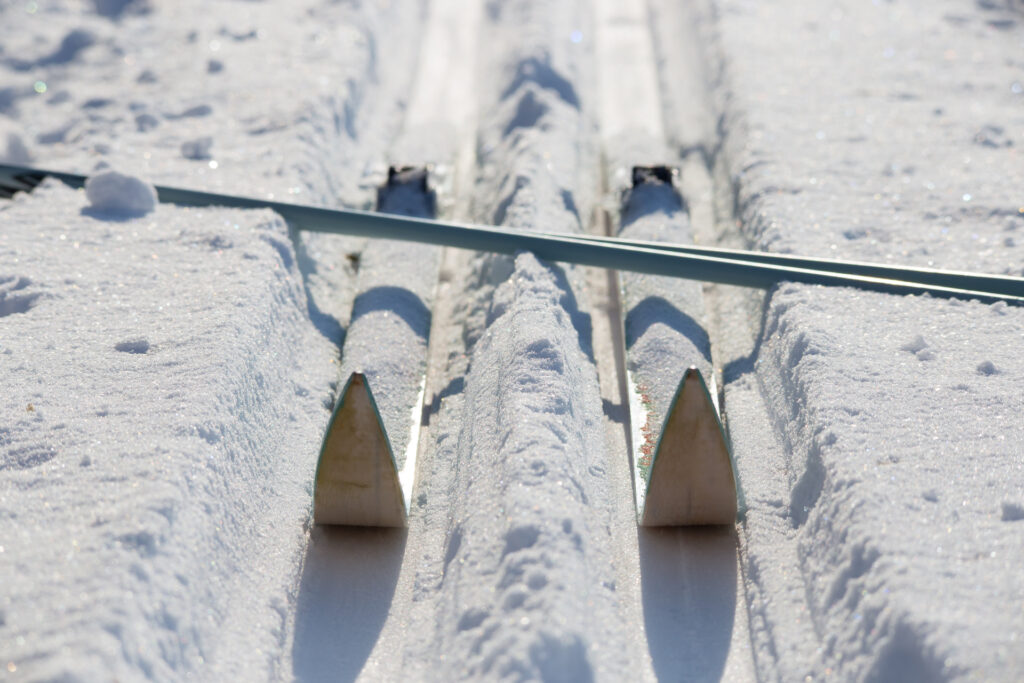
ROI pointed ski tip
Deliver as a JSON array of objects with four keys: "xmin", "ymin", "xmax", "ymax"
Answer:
[
  {"xmin": 313, "ymin": 371, "xmax": 407, "ymax": 527},
  {"xmin": 640, "ymin": 367, "xmax": 738, "ymax": 527}
]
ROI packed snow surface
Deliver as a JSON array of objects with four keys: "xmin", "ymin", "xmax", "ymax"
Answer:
[
  {"xmin": 1, "ymin": 0, "xmax": 1022, "ymax": 681},
  {"xmin": 703, "ymin": 0, "xmax": 1024, "ymax": 679},
  {"xmin": 0, "ymin": 0, "xmax": 422, "ymax": 679},
  {"xmin": 1, "ymin": 181, "xmax": 337, "ymax": 680}
]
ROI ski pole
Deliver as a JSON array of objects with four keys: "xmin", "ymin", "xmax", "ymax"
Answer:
[{"xmin": 2, "ymin": 163, "xmax": 1021, "ymax": 304}]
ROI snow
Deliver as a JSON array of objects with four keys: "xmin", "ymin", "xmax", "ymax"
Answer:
[
  {"xmin": 749, "ymin": 288, "xmax": 1024, "ymax": 679},
  {"xmin": 179, "ymin": 136, "xmax": 213, "ymax": 161},
  {"xmin": 0, "ymin": 181, "xmax": 337, "ymax": 679},
  {"xmin": 703, "ymin": 0, "xmax": 1024, "ymax": 678},
  {"xmin": 434, "ymin": 252, "xmax": 621, "ymax": 680},
  {"xmin": 402, "ymin": 4, "xmax": 633, "ymax": 678},
  {"xmin": 84, "ymin": 169, "xmax": 157, "ymax": 215},
  {"xmin": 1, "ymin": 0, "xmax": 1022, "ymax": 680},
  {"xmin": 0, "ymin": 0, "xmax": 420, "ymax": 679},
  {"xmin": 1, "ymin": 130, "xmax": 32, "ymax": 164}
]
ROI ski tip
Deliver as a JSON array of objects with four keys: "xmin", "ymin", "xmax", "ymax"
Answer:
[
  {"xmin": 639, "ymin": 366, "xmax": 738, "ymax": 527},
  {"xmin": 313, "ymin": 372, "xmax": 407, "ymax": 527}
]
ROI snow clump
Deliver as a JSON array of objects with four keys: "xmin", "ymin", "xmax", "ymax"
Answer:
[
  {"xmin": 1, "ymin": 131, "xmax": 32, "ymax": 164},
  {"xmin": 84, "ymin": 169, "xmax": 157, "ymax": 216},
  {"xmin": 181, "ymin": 136, "xmax": 213, "ymax": 160}
]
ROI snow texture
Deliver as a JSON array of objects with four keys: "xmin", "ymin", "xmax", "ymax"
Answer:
[
  {"xmin": 84, "ymin": 169, "xmax": 157, "ymax": 216},
  {"xmin": 179, "ymin": 136, "xmax": 213, "ymax": 161},
  {"xmin": 0, "ymin": 129, "xmax": 32, "ymax": 164},
  {"xmin": 437, "ymin": 252, "xmax": 620, "ymax": 680},
  {"xmin": 1, "ymin": 181, "xmax": 336, "ymax": 680},
  {"xmin": 706, "ymin": 0, "xmax": 1024, "ymax": 679},
  {"xmin": 0, "ymin": 0, "xmax": 423, "ymax": 679},
  {"xmin": 419, "ymin": 3, "xmax": 630, "ymax": 678},
  {"xmin": 1, "ymin": 0, "xmax": 1022, "ymax": 680}
]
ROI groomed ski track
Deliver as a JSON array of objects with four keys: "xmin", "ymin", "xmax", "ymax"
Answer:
[{"xmin": 1, "ymin": 1, "xmax": 1023, "ymax": 682}]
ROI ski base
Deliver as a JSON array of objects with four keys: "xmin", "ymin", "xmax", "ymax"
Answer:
[
  {"xmin": 635, "ymin": 367, "xmax": 738, "ymax": 526},
  {"xmin": 313, "ymin": 373, "xmax": 407, "ymax": 527}
]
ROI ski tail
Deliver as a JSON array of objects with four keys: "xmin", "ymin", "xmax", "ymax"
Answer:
[
  {"xmin": 313, "ymin": 372, "xmax": 407, "ymax": 527},
  {"xmin": 639, "ymin": 367, "xmax": 739, "ymax": 526}
]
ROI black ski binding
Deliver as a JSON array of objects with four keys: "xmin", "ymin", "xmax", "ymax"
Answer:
[
  {"xmin": 377, "ymin": 165, "xmax": 436, "ymax": 217},
  {"xmin": 631, "ymin": 165, "xmax": 677, "ymax": 188}
]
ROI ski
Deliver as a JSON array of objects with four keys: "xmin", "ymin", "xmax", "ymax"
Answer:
[
  {"xmin": 613, "ymin": 168, "xmax": 740, "ymax": 526},
  {"xmin": 594, "ymin": 0, "xmax": 738, "ymax": 526},
  {"xmin": 313, "ymin": 0, "xmax": 477, "ymax": 528},
  {"xmin": 313, "ymin": 167, "xmax": 439, "ymax": 527},
  {"xmin": 2, "ymin": 162, "xmax": 1020, "ymax": 304}
]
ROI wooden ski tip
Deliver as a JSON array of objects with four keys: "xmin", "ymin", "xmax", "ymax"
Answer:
[
  {"xmin": 313, "ymin": 372, "xmax": 407, "ymax": 527},
  {"xmin": 640, "ymin": 367, "xmax": 738, "ymax": 527}
]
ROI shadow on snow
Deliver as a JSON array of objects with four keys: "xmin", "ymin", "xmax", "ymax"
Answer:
[
  {"xmin": 292, "ymin": 525, "xmax": 406, "ymax": 683},
  {"xmin": 639, "ymin": 525, "xmax": 738, "ymax": 682}
]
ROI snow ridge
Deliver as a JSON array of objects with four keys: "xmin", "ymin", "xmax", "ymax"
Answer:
[
  {"xmin": 755, "ymin": 288, "xmax": 1024, "ymax": 679},
  {"xmin": 700, "ymin": 0, "xmax": 1024, "ymax": 679},
  {"xmin": 440, "ymin": 253, "xmax": 616, "ymax": 681},
  {"xmin": 426, "ymin": 1, "xmax": 632, "ymax": 678},
  {"xmin": 0, "ymin": 185, "xmax": 335, "ymax": 679}
]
